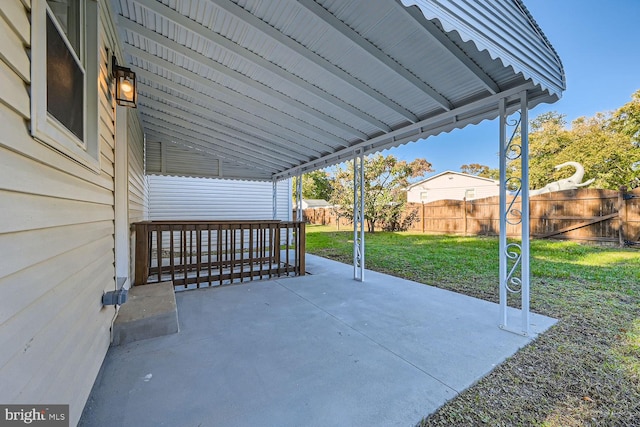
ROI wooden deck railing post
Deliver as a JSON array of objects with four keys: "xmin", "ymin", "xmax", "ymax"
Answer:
[
  {"xmin": 134, "ymin": 222, "xmax": 150, "ymax": 285},
  {"xmin": 299, "ymin": 221, "xmax": 306, "ymax": 276},
  {"xmin": 275, "ymin": 223, "xmax": 281, "ymax": 269},
  {"xmin": 132, "ymin": 220, "xmax": 306, "ymax": 289}
]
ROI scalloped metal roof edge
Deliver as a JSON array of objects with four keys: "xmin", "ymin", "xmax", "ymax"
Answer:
[{"xmin": 399, "ymin": 0, "xmax": 566, "ymax": 96}]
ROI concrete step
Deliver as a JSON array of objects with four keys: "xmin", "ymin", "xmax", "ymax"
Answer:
[{"xmin": 111, "ymin": 281, "xmax": 179, "ymax": 346}]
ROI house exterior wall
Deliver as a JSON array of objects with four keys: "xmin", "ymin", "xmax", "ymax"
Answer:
[
  {"xmin": 128, "ymin": 110, "xmax": 148, "ymax": 224},
  {"xmin": 407, "ymin": 172, "xmax": 499, "ymax": 203},
  {"xmin": 300, "ymin": 199, "xmax": 332, "ymax": 209},
  {"xmin": 0, "ymin": 1, "xmax": 146, "ymax": 425},
  {"xmin": 148, "ymin": 175, "xmax": 291, "ymax": 221},
  {"xmin": 127, "ymin": 110, "xmax": 148, "ymax": 281}
]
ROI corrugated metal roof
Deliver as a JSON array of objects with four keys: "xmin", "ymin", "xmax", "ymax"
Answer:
[{"xmin": 110, "ymin": 0, "xmax": 565, "ymax": 181}]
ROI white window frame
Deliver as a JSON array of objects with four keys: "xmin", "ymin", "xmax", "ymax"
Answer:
[
  {"xmin": 464, "ymin": 188, "xmax": 476, "ymax": 200},
  {"xmin": 31, "ymin": 0, "xmax": 100, "ymax": 171},
  {"xmin": 420, "ymin": 191, "xmax": 429, "ymax": 201}
]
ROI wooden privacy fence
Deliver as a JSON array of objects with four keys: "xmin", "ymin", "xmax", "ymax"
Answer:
[
  {"xmin": 301, "ymin": 188, "xmax": 640, "ymax": 246},
  {"xmin": 133, "ymin": 220, "xmax": 305, "ymax": 289},
  {"xmin": 406, "ymin": 188, "xmax": 640, "ymax": 245},
  {"xmin": 294, "ymin": 208, "xmax": 351, "ymax": 228}
]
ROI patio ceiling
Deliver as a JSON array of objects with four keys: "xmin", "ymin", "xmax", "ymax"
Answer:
[{"xmin": 110, "ymin": 0, "xmax": 565, "ymax": 181}]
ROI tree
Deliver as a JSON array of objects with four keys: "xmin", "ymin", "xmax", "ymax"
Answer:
[
  {"xmin": 510, "ymin": 94, "xmax": 640, "ymax": 190},
  {"xmin": 292, "ymin": 170, "xmax": 333, "ymax": 203},
  {"xmin": 460, "ymin": 163, "xmax": 499, "ymax": 180},
  {"xmin": 611, "ymin": 89, "xmax": 640, "ymax": 148},
  {"xmin": 330, "ymin": 154, "xmax": 432, "ymax": 232},
  {"xmin": 568, "ymin": 113, "xmax": 638, "ymax": 189},
  {"xmin": 610, "ymin": 89, "xmax": 640, "ymax": 188},
  {"xmin": 515, "ymin": 112, "xmax": 575, "ymax": 189},
  {"xmin": 460, "ymin": 163, "xmax": 488, "ymax": 176}
]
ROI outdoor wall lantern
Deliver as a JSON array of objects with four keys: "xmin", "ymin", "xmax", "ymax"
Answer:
[{"xmin": 112, "ymin": 56, "xmax": 137, "ymax": 108}]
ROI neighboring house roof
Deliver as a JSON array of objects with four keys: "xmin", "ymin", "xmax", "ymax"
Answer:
[
  {"xmin": 113, "ymin": 0, "xmax": 565, "ymax": 181},
  {"xmin": 407, "ymin": 171, "xmax": 498, "ymax": 190},
  {"xmin": 301, "ymin": 199, "xmax": 332, "ymax": 209}
]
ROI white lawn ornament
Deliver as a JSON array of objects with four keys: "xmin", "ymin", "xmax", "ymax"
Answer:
[{"xmin": 529, "ymin": 161, "xmax": 595, "ymax": 196}]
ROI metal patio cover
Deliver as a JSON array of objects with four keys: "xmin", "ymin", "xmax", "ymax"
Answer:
[{"xmin": 111, "ymin": 0, "xmax": 565, "ymax": 181}]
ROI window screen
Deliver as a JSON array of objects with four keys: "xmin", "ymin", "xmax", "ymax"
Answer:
[{"xmin": 46, "ymin": 12, "xmax": 84, "ymax": 141}]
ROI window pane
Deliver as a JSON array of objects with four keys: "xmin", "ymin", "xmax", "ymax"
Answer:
[
  {"xmin": 47, "ymin": 13, "xmax": 84, "ymax": 141},
  {"xmin": 47, "ymin": 0, "xmax": 81, "ymax": 56}
]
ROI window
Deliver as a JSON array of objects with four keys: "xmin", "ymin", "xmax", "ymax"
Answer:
[
  {"xmin": 464, "ymin": 188, "xmax": 476, "ymax": 200},
  {"xmin": 420, "ymin": 191, "xmax": 428, "ymax": 201},
  {"xmin": 31, "ymin": 0, "xmax": 99, "ymax": 170}
]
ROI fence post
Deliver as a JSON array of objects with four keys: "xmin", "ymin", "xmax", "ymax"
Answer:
[
  {"xmin": 463, "ymin": 198, "xmax": 468, "ymax": 236},
  {"xmin": 618, "ymin": 186, "xmax": 628, "ymax": 247},
  {"xmin": 421, "ymin": 202, "xmax": 425, "ymax": 233}
]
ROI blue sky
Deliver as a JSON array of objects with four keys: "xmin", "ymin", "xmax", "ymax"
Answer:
[{"xmin": 382, "ymin": 0, "xmax": 640, "ymax": 176}]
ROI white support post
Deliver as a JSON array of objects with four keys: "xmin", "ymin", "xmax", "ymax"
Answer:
[
  {"xmin": 520, "ymin": 92, "xmax": 531, "ymax": 334},
  {"xmin": 498, "ymin": 98, "xmax": 508, "ymax": 327},
  {"xmin": 353, "ymin": 150, "xmax": 365, "ymax": 281},
  {"xmin": 272, "ymin": 179, "xmax": 278, "ymax": 220},
  {"xmin": 498, "ymin": 91, "xmax": 531, "ymax": 336},
  {"xmin": 114, "ymin": 106, "xmax": 130, "ymax": 289},
  {"xmin": 296, "ymin": 173, "xmax": 303, "ymax": 221}
]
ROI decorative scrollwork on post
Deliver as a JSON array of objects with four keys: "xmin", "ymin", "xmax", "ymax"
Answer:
[
  {"xmin": 499, "ymin": 93, "xmax": 530, "ymax": 336},
  {"xmin": 506, "ymin": 112, "xmax": 522, "ymax": 160},
  {"xmin": 504, "ymin": 112, "xmax": 523, "ymax": 226},
  {"xmin": 505, "ymin": 177, "xmax": 523, "ymax": 225},
  {"xmin": 504, "ymin": 243, "xmax": 522, "ymax": 293},
  {"xmin": 503, "ymin": 114, "xmax": 524, "ymax": 289}
]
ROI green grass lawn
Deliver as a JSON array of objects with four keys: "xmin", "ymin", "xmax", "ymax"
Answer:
[{"xmin": 306, "ymin": 225, "xmax": 640, "ymax": 426}]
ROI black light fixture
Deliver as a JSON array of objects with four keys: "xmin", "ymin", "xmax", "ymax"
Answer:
[{"xmin": 112, "ymin": 56, "xmax": 137, "ymax": 108}]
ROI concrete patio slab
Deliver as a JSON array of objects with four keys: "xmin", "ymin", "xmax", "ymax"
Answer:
[{"xmin": 80, "ymin": 255, "xmax": 556, "ymax": 427}]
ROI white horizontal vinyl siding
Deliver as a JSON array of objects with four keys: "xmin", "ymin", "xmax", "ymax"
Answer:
[
  {"xmin": 128, "ymin": 110, "xmax": 148, "ymax": 223},
  {"xmin": 0, "ymin": 1, "xmax": 146, "ymax": 425},
  {"xmin": 407, "ymin": 173, "xmax": 499, "ymax": 203},
  {"xmin": 472, "ymin": 184, "xmax": 501, "ymax": 200},
  {"xmin": 128, "ymin": 110, "xmax": 148, "ymax": 283},
  {"xmin": 148, "ymin": 175, "xmax": 291, "ymax": 221}
]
